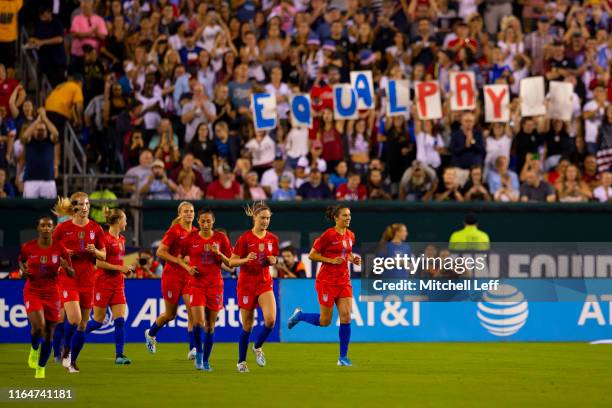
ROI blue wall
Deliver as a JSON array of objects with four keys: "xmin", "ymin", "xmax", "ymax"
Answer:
[{"xmin": 2, "ymin": 279, "xmax": 611, "ymax": 342}]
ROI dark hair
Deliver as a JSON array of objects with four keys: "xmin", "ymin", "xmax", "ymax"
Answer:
[
  {"xmin": 38, "ymin": 216, "xmax": 54, "ymax": 225},
  {"xmin": 197, "ymin": 207, "xmax": 215, "ymax": 219},
  {"xmin": 280, "ymin": 245, "xmax": 296, "ymax": 255},
  {"xmin": 464, "ymin": 213, "xmax": 478, "ymax": 225},
  {"xmin": 325, "ymin": 205, "xmax": 349, "ymax": 221},
  {"xmin": 104, "ymin": 207, "xmax": 125, "ymax": 225}
]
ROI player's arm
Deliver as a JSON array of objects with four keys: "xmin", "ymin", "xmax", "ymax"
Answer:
[
  {"xmin": 18, "ymin": 249, "xmax": 29, "ymax": 278},
  {"xmin": 156, "ymin": 242, "xmax": 183, "ymax": 266},
  {"xmin": 228, "ymin": 252, "xmax": 257, "ymax": 267},
  {"xmin": 308, "ymin": 248, "xmax": 343, "ymax": 265},
  {"xmin": 96, "ymin": 259, "xmax": 134, "ymax": 274}
]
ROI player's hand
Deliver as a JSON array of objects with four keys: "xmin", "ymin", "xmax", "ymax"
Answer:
[
  {"xmin": 86, "ymin": 244, "xmax": 96, "ymax": 254},
  {"xmin": 121, "ymin": 264, "xmax": 136, "ymax": 274},
  {"xmin": 246, "ymin": 252, "xmax": 257, "ymax": 261},
  {"xmin": 266, "ymin": 256, "xmax": 277, "ymax": 265},
  {"xmin": 330, "ymin": 257, "xmax": 344, "ymax": 265},
  {"xmin": 183, "ymin": 256, "xmax": 191, "ymax": 264},
  {"xmin": 21, "ymin": 268, "xmax": 31, "ymax": 279},
  {"xmin": 351, "ymin": 255, "xmax": 361, "ymax": 266},
  {"xmin": 188, "ymin": 266, "xmax": 199, "ymax": 275},
  {"xmin": 211, "ymin": 244, "xmax": 220, "ymax": 255}
]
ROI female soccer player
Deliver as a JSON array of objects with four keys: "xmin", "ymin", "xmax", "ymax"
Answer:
[
  {"xmin": 21, "ymin": 216, "xmax": 74, "ymax": 379},
  {"xmin": 287, "ymin": 205, "xmax": 361, "ymax": 366},
  {"xmin": 178, "ymin": 209, "xmax": 232, "ymax": 371},
  {"xmin": 52, "ymin": 193, "xmax": 106, "ymax": 373},
  {"xmin": 85, "ymin": 208, "xmax": 134, "ymax": 364},
  {"xmin": 145, "ymin": 201, "xmax": 196, "ymax": 356},
  {"xmin": 231, "ymin": 201, "xmax": 279, "ymax": 373}
]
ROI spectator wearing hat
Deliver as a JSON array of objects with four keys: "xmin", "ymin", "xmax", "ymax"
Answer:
[
  {"xmin": 272, "ymin": 174, "xmax": 297, "ymax": 201},
  {"xmin": 583, "ymin": 83, "xmax": 609, "ymax": 155},
  {"xmin": 525, "ymin": 16, "xmax": 555, "ymax": 76},
  {"xmin": 545, "ymin": 40, "xmax": 577, "ymax": 82},
  {"xmin": 399, "ymin": 161, "xmax": 438, "ymax": 201},
  {"xmin": 139, "ymin": 159, "xmax": 177, "ymax": 200},
  {"xmin": 206, "ymin": 163, "xmax": 242, "ymax": 199},
  {"xmin": 70, "ymin": 0, "xmax": 108, "ymax": 65},
  {"xmin": 296, "ymin": 168, "xmax": 332, "ymax": 200},
  {"xmin": 178, "ymin": 30, "xmax": 203, "ymax": 66},
  {"xmin": 261, "ymin": 153, "xmax": 294, "ymax": 195}
]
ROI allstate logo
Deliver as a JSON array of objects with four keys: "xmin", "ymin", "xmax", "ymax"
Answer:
[
  {"xmin": 477, "ymin": 284, "xmax": 528, "ymax": 337},
  {"xmin": 93, "ymin": 306, "xmax": 130, "ymax": 334}
]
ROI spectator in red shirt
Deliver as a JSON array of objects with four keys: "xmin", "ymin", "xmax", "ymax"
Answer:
[
  {"xmin": 447, "ymin": 22, "xmax": 478, "ymax": 60},
  {"xmin": 205, "ymin": 163, "xmax": 242, "ymax": 199},
  {"xmin": 0, "ymin": 64, "xmax": 23, "ymax": 118},
  {"xmin": 336, "ymin": 173, "xmax": 367, "ymax": 201}
]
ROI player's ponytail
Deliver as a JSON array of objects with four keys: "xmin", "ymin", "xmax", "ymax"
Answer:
[
  {"xmin": 171, "ymin": 201, "xmax": 194, "ymax": 225},
  {"xmin": 379, "ymin": 223, "xmax": 406, "ymax": 246},
  {"xmin": 52, "ymin": 192, "xmax": 88, "ymax": 217},
  {"xmin": 244, "ymin": 201, "xmax": 270, "ymax": 218},
  {"xmin": 104, "ymin": 207, "xmax": 125, "ymax": 226},
  {"xmin": 325, "ymin": 205, "xmax": 349, "ymax": 222}
]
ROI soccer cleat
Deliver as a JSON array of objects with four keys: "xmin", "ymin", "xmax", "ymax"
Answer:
[
  {"xmin": 67, "ymin": 363, "xmax": 80, "ymax": 373},
  {"xmin": 202, "ymin": 361, "xmax": 213, "ymax": 372},
  {"xmin": 61, "ymin": 347, "xmax": 71, "ymax": 368},
  {"xmin": 237, "ymin": 361, "xmax": 249, "ymax": 373},
  {"xmin": 34, "ymin": 366, "xmax": 45, "ymax": 379},
  {"xmin": 252, "ymin": 346, "xmax": 266, "ymax": 367},
  {"xmin": 287, "ymin": 308, "xmax": 302, "ymax": 330},
  {"xmin": 337, "ymin": 356, "xmax": 353, "ymax": 367},
  {"xmin": 187, "ymin": 347, "xmax": 196, "ymax": 360},
  {"xmin": 194, "ymin": 352, "xmax": 204, "ymax": 370},
  {"xmin": 28, "ymin": 347, "xmax": 40, "ymax": 369},
  {"xmin": 115, "ymin": 355, "xmax": 132, "ymax": 365},
  {"xmin": 144, "ymin": 329, "xmax": 156, "ymax": 354},
  {"xmin": 53, "ymin": 355, "xmax": 62, "ymax": 364}
]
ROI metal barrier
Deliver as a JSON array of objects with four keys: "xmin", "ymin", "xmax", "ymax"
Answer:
[
  {"xmin": 62, "ymin": 124, "xmax": 88, "ymax": 195},
  {"xmin": 18, "ymin": 30, "xmax": 40, "ymax": 102}
]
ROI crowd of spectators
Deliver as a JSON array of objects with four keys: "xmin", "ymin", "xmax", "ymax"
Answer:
[{"xmin": 0, "ymin": 0, "xmax": 610, "ymax": 202}]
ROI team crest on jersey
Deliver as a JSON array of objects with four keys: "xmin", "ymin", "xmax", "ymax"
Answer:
[
  {"xmin": 63, "ymin": 290, "xmax": 68, "ymax": 298},
  {"xmin": 168, "ymin": 291, "xmax": 173, "ymax": 299},
  {"xmin": 258, "ymin": 243, "xmax": 265, "ymax": 252},
  {"xmin": 267, "ymin": 242, "xmax": 273, "ymax": 252},
  {"xmin": 342, "ymin": 240, "xmax": 348, "ymax": 249},
  {"xmin": 95, "ymin": 293, "xmax": 100, "ymax": 301},
  {"xmin": 78, "ymin": 231, "xmax": 85, "ymax": 239},
  {"xmin": 25, "ymin": 301, "xmax": 30, "ymax": 309},
  {"xmin": 52, "ymin": 255, "xmax": 58, "ymax": 263},
  {"xmin": 242, "ymin": 295, "xmax": 249, "ymax": 305},
  {"xmin": 204, "ymin": 244, "xmax": 210, "ymax": 251},
  {"xmin": 216, "ymin": 295, "xmax": 222, "ymax": 305},
  {"xmin": 323, "ymin": 293, "xmax": 329, "ymax": 302},
  {"xmin": 90, "ymin": 231, "xmax": 95, "ymax": 240},
  {"xmin": 40, "ymin": 256, "xmax": 47, "ymax": 264}
]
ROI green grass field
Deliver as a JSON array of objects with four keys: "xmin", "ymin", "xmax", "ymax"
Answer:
[{"xmin": 1, "ymin": 343, "xmax": 611, "ymax": 407}]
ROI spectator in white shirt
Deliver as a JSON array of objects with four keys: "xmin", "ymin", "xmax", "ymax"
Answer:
[
  {"xmin": 261, "ymin": 154, "xmax": 295, "ymax": 195},
  {"xmin": 414, "ymin": 118, "xmax": 444, "ymax": 169},
  {"xmin": 181, "ymin": 82, "xmax": 216, "ymax": 144},
  {"xmin": 582, "ymin": 83, "xmax": 609, "ymax": 154},
  {"xmin": 245, "ymin": 131, "xmax": 276, "ymax": 177},
  {"xmin": 593, "ymin": 171, "xmax": 612, "ymax": 202}
]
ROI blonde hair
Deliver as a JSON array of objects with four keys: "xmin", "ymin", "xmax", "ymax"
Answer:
[
  {"xmin": 103, "ymin": 207, "xmax": 125, "ymax": 225},
  {"xmin": 52, "ymin": 192, "xmax": 89, "ymax": 217},
  {"xmin": 380, "ymin": 223, "xmax": 407, "ymax": 245},
  {"xmin": 244, "ymin": 201, "xmax": 270, "ymax": 218},
  {"xmin": 171, "ymin": 201, "xmax": 194, "ymax": 225}
]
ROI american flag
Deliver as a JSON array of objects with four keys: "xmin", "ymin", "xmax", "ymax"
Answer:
[{"xmin": 596, "ymin": 125, "xmax": 612, "ymax": 173}]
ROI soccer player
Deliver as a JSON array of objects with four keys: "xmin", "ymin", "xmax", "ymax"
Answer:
[
  {"xmin": 86, "ymin": 208, "xmax": 135, "ymax": 364},
  {"xmin": 231, "ymin": 201, "xmax": 279, "ymax": 373},
  {"xmin": 20, "ymin": 216, "xmax": 74, "ymax": 379},
  {"xmin": 178, "ymin": 209, "xmax": 232, "ymax": 371},
  {"xmin": 287, "ymin": 205, "xmax": 361, "ymax": 367},
  {"xmin": 145, "ymin": 201, "xmax": 196, "ymax": 357},
  {"xmin": 52, "ymin": 193, "xmax": 106, "ymax": 373}
]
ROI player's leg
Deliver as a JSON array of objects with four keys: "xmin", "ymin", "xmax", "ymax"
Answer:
[
  {"xmin": 191, "ymin": 302, "xmax": 205, "ymax": 370},
  {"xmin": 35, "ymin": 319, "xmax": 56, "ymax": 378},
  {"xmin": 288, "ymin": 282, "xmax": 333, "ymax": 329},
  {"xmin": 146, "ymin": 277, "xmax": 180, "ymax": 350},
  {"xmin": 109, "ymin": 302, "xmax": 130, "ymax": 364},
  {"xmin": 26, "ymin": 309, "xmax": 44, "ymax": 369},
  {"xmin": 183, "ymin": 292, "xmax": 196, "ymax": 360},
  {"xmin": 336, "ymin": 296, "xmax": 353, "ymax": 366},
  {"xmin": 252, "ymin": 291, "xmax": 276, "ymax": 367},
  {"xmin": 203, "ymin": 307, "xmax": 219, "ymax": 371},
  {"xmin": 68, "ymin": 305, "xmax": 92, "ymax": 371},
  {"xmin": 52, "ymin": 308, "xmax": 65, "ymax": 363},
  {"xmin": 237, "ymin": 307, "xmax": 255, "ymax": 372},
  {"xmin": 86, "ymin": 306, "xmax": 106, "ymax": 333},
  {"xmin": 62, "ymin": 300, "xmax": 82, "ymax": 368}
]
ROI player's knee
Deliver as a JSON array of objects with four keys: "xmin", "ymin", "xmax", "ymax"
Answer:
[
  {"xmin": 242, "ymin": 321, "xmax": 254, "ymax": 331},
  {"xmin": 31, "ymin": 325, "xmax": 43, "ymax": 336},
  {"xmin": 264, "ymin": 317, "xmax": 276, "ymax": 328},
  {"xmin": 77, "ymin": 321, "xmax": 88, "ymax": 331},
  {"xmin": 164, "ymin": 310, "xmax": 177, "ymax": 321},
  {"xmin": 319, "ymin": 317, "xmax": 332, "ymax": 327},
  {"xmin": 338, "ymin": 312, "xmax": 351, "ymax": 324}
]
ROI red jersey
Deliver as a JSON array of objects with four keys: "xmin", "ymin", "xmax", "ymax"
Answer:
[
  {"xmin": 181, "ymin": 230, "xmax": 232, "ymax": 288},
  {"xmin": 53, "ymin": 219, "xmax": 105, "ymax": 289},
  {"xmin": 94, "ymin": 232, "xmax": 126, "ymax": 289},
  {"xmin": 312, "ymin": 227, "xmax": 355, "ymax": 285},
  {"xmin": 336, "ymin": 183, "xmax": 367, "ymax": 201},
  {"xmin": 161, "ymin": 223, "xmax": 197, "ymax": 280},
  {"xmin": 233, "ymin": 230, "xmax": 279, "ymax": 285},
  {"xmin": 20, "ymin": 240, "xmax": 70, "ymax": 294}
]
